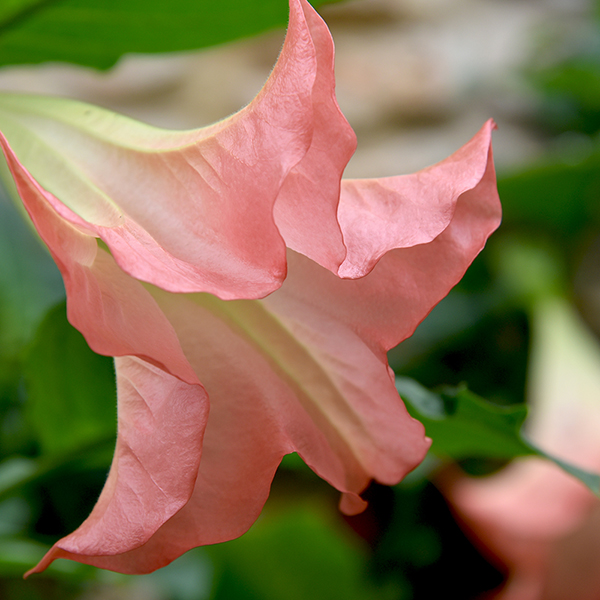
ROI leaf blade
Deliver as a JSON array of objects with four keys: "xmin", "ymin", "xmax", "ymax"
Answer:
[
  {"xmin": 397, "ymin": 377, "xmax": 600, "ymax": 495},
  {"xmin": 0, "ymin": 0, "xmax": 334, "ymax": 70}
]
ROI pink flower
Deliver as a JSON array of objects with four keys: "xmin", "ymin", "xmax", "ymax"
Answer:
[
  {"xmin": 0, "ymin": 0, "xmax": 500, "ymax": 575},
  {"xmin": 440, "ymin": 299, "xmax": 600, "ymax": 600}
]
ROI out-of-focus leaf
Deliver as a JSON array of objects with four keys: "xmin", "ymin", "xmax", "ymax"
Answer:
[
  {"xmin": 0, "ymin": 497, "xmax": 29, "ymax": 536},
  {"xmin": 541, "ymin": 61, "xmax": 600, "ymax": 109},
  {"xmin": 24, "ymin": 302, "xmax": 116, "ymax": 456},
  {"xmin": 0, "ymin": 0, "xmax": 45, "ymax": 23},
  {"xmin": 397, "ymin": 377, "xmax": 600, "ymax": 494},
  {"xmin": 390, "ymin": 298, "xmax": 530, "ymax": 409},
  {"xmin": 490, "ymin": 237, "xmax": 566, "ymax": 308},
  {"xmin": 208, "ymin": 500, "xmax": 390, "ymax": 600},
  {"xmin": 278, "ymin": 452, "xmax": 310, "ymax": 471},
  {"xmin": 0, "ymin": 458, "xmax": 36, "ymax": 496},
  {"xmin": 497, "ymin": 148, "xmax": 600, "ymax": 237},
  {"xmin": 532, "ymin": 58, "xmax": 600, "ymax": 135},
  {"xmin": 137, "ymin": 548, "xmax": 213, "ymax": 600},
  {"xmin": 0, "ymin": 184, "xmax": 64, "ymax": 359},
  {"xmin": 0, "ymin": 0, "xmax": 335, "ymax": 70},
  {"xmin": 0, "ymin": 438, "xmax": 113, "ymax": 504},
  {"xmin": 0, "ymin": 538, "xmax": 46, "ymax": 576}
]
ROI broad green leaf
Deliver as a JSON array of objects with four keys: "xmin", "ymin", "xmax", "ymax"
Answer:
[
  {"xmin": 24, "ymin": 302, "xmax": 116, "ymax": 456},
  {"xmin": 0, "ymin": 183, "xmax": 64, "ymax": 358},
  {"xmin": 0, "ymin": 0, "xmax": 334, "ymax": 70},
  {"xmin": 397, "ymin": 377, "xmax": 600, "ymax": 495},
  {"xmin": 397, "ymin": 377, "xmax": 532, "ymax": 459}
]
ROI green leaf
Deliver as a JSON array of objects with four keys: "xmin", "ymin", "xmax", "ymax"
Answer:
[
  {"xmin": 397, "ymin": 377, "xmax": 532, "ymax": 459},
  {"xmin": 0, "ymin": 0, "xmax": 335, "ymax": 70},
  {"xmin": 397, "ymin": 377, "xmax": 600, "ymax": 495},
  {"xmin": 24, "ymin": 302, "xmax": 116, "ymax": 456}
]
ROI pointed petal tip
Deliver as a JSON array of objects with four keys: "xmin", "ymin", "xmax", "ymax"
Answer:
[
  {"xmin": 339, "ymin": 491, "xmax": 368, "ymax": 515},
  {"xmin": 24, "ymin": 550, "xmax": 56, "ymax": 578},
  {"xmin": 336, "ymin": 118, "xmax": 500, "ymax": 281}
]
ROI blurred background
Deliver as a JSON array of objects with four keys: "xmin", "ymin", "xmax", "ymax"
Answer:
[{"xmin": 1, "ymin": 0, "xmax": 600, "ymax": 598}]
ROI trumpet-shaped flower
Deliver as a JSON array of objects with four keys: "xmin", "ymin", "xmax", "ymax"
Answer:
[
  {"xmin": 0, "ymin": 0, "xmax": 500, "ymax": 575},
  {"xmin": 441, "ymin": 299, "xmax": 600, "ymax": 600}
]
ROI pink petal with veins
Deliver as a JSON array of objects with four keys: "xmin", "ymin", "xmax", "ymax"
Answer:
[{"xmin": 0, "ymin": 0, "xmax": 501, "ymax": 577}]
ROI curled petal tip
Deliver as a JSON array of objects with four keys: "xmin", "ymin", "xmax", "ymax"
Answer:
[{"xmin": 337, "ymin": 118, "xmax": 500, "ymax": 280}]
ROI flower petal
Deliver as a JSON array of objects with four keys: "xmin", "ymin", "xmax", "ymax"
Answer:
[
  {"xmin": 338, "ymin": 119, "xmax": 498, "ymax": 279},
  {"xmin": 14, "ymin": 115, "xmax": 498, "ymax": 575},
  {"xmin": 269, "ymin": 123, "xmax": 500, "ymax": 357},
  {"xmin": 73, "ymin": 138, "xmax": 501, "ymax": 566},
  {"xmin": 0, "ymin": 135, "xmax": 198, "ymax": 381},
  {"xmin": 26, "ymin": 356, "xmax": 207, "ymax": 576},
  {"xmin": 273, "ymin": 0, "xmax": 357, "ymax": 272},
  {"xmin": 262, "ymin": 254, "xmax": 431, "ymax": 503},
  {"xmin": 48, "ymin": 280, "xmax": 426, "ymax": 573},
  {"xmin": 0, "ymin": 0, "xmax": 329, "ymax": 299},
  {"xmin": 0, "ymin": 0, "xmax": 501, "ymax": 575},
  {"xmin": 2, "ymin": 136, "xmax": 210, "ymax": 575}
]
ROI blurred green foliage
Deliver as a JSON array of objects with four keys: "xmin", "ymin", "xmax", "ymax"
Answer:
[
  {"xmin": 24, "ymin": 303, "xmax": 116, "ymax": 457},
  {"xmin": 0, "ymin": 189, "xmax": 63, "ymax": 385},
  {"xmin": 208, "ymin": 500, "xmax": 387, "ymax": 600}
]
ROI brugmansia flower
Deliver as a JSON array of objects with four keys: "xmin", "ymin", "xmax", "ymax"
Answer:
[
  {"xmin": 441, "ymin": 299, "xmax": 600, "ymax": 600},
  {"xmin": 0, "ymin": 0, "xmax": 500, "ymax": 575}
]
